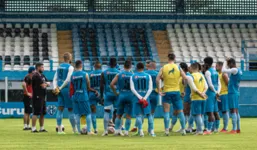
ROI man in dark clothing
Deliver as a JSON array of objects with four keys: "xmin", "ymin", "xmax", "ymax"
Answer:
[
  {"xmin": 31, "ymin": 63, "xmax": 50, "ymax": 133},
  {"xmin": 22, "ymin": 66, "xmax": 35, "ymax": 130}
]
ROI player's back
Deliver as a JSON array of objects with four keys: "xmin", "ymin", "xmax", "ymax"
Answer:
[
  {"xmin": 103, "ymin": 68, "xmax": 119, "ymax": 94},
  {"xmin": 57, "ymin": 63, "xmax": 71, "ymax": 88},
  {"xmin": 71, "ymin": 70, "xmax": 88, "ymax": 101},
  {"xmin": 118, "ymin": 70, "xmax": 133, "ymax": 94},
  {"xmin": 145, "ymin": 70, "xmax": 158, "ymax": 91},
  {"xmin": 228, "ymin": 68, "xmax": 242, "ymax": 94},
  {"xmin": 89, "ymin": 69, "xmax": 102, "ymax": 91},
  {"xmin": 162, "ymin": 63, "xmax": 181, "ymax": 92},
  {"xmin": 132, "ymin": 72, "xmax": 150, "ymax": 96},
  {"xmin": 207, "ymin": 67, "xmax": 219, "ymax": 93},
  {"xmin": 191, "ymin": 72, "xmax": 206, "ymax": 100}
]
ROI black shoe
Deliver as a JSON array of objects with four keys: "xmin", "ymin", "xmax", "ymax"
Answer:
[
  {"xmin": 31, "ymin": 130, "xmax": 39, "ymax": 133},
  {"xmin": 23, "ymin": 128, "xmax": 28, "ymax": 131},
  {"xmin": 94, "ymin": 130, "xmax": 98, "ymax": 134},
  {"xmin": 185, "ymin": 130, "xmax": 191, "ymax": 133},
  {"xmin": 203, "ymin": 129, "xmax": 207, "ymax": 132},
  {"xmin": 27, "ymin": 127, "xmax": 32, "ymax": 130},
  {"xmin": 192, "ymin": 129, "xmax": 197, "ymax": 133},
  {"xmin": 39, "ymin": 129, "xmax": 48, "ymax": 132}
]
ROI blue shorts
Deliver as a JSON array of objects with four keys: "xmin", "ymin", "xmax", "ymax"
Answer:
[
  {"xmin": 149, "ymin": 92, "xmax": 159, "ymax": 112},
  {"xmin": 73, "ymin": 100, "xmax": 91, "ymax": 116},
  {"xmin": 133, "ymin": 97, "xmax": 151, "ymax": 116},
  {"xmin": 218, "ymin": 94, "xmax": 229, "ymax": 112},
  {"xmin": 58, "ymin": 88, "xmax": 73, "ymax": 109},
  {"xmin": 184, "ymin": 95, "xmax": 191, "ymax": 103},
  {"xmin": 228, "ymin": 93, "xmax": 239, "ymax": 109},
  {"xmin": 191, "ymin": 100, "xmax": 206, "ymax": 115},
  {"xmin": 205, "ymin": 91, "xmax": 218, "ymax": 113},
  {"xmin": 163, "ymin": 92, "xmax": 183, "ymax": 111},
  {"xmin": 104, "ymin": 93, "xmax": 118, "ymax": 109},
  {"xmin": 116, "ymin": 93, "xmax": 134, "ymax": 116},
  {"xmin": 89, "ymin": 92, "xmax": 100, "ymax": 106}
]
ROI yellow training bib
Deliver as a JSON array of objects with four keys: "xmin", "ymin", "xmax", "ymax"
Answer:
[
  {"xmin": 218, "ymin": 72, "xmax": 228, "ymax": 95},
  {"xmin": 191, "ymin": 73, "xmax": 206, "ymax": 101},
  {"xmin": 162, "ymin": 63, "xmax": 181, "ymax": 92}
]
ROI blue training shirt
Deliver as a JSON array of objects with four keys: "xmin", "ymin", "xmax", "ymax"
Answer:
[
  {"xmin": 228, "ymin": 68, "xmax": 242, "ymax": 94},
  {"xmin": 207, "ymin": 67, "xmax": 219, "ymax": 93},
  {"xmin": 131, "ymin": 72, "xmax": 151, "ymax": 96},
  {"xmin": 145, "ymin": 70, "xmax": 158, "ymax": 91},
  {"xmin": 103, "ymin": 67, "xmax": 120, "ymax": 95},
  {"xmin": 117, "ymin": 70, "xmax": 133, "ymax": 94},
  {"xmin": 89, "ymin": 69, "xmax": 102, "ymax": 91},
  {"xmin": 70, "ymin": 70, "xmax": 89, "ymax": 101},
  {"xmin": 57, "ymin": 63, "xmax": 71, "ymax": 88}
]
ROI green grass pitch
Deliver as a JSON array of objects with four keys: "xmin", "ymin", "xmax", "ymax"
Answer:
[{"xmin": 0, "ymin": 118, "xmax": 256, "ymax": 150}]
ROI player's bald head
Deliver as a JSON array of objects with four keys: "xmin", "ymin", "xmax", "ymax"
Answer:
[
  {"xmin": 148, "ymin": 60, "xmax": 156, "ymax": 70},
  {"xmin": 190, "ymin": 63, "xmax": 199, "ymax": 72},
  {"xmin": 63, "ymin": 52, "xmax": 72, "ymax": 62}
]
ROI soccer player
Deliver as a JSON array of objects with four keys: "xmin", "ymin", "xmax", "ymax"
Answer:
[
  {"xmin": 52, "ymin": 52, "xmax": 76, "ymax": 134},
  {"xmin": 144, "ymin": 61, "xmax": 159, "ymax": 134},
  {"xmin": 31, "ymin": 63, "xmax": 50, "ymax": 133},
  {"xmin": 179, "ymin": 63, "xmax": 195, "ymax": 133},
  {"xmin": 100, "ymin": 58, "xmax": 120, "ymax": 136},
  {"xmin": 222, "ymin": 58, "xmax": 242, "ymax": 134},
  {"xmin": 22, "ymin": 66, "xmax": 35, "ymax": 130},
  {"xmin": 88, "ymin": 61, "xmax": 102, "ymax": 134},
  {"xmin": 70, "ymin": 60, "xmax": 97, "ymax": 135},
  {"xmin": 130, "ymin": 62, "xmax": 154, "ymax": 137},
  {"xmin": 110, "ymin": 60, "xmax": 133, "ymax": 136},
  {"xmin": 203, "ymin": 57, "xmax": 221, "ymax": 134},
  {"xmin": 156, "ymin": 53, "xmax": 187, "ymax": 136},
  {"xmin": 187, "ymin": 63, "xmax": 208, "ymax": 135},
  {"xmin": 216, "ymin": 61, "xmax": 229, "ymax": 132}
]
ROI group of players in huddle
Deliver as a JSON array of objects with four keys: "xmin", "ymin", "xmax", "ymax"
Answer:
[{"xmin": 51, "ymin": 52, "xmax": 242, "ymax": 137}]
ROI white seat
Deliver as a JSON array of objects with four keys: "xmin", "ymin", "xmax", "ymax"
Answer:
[
  {"xmin": 191, "ymin": 24, "xmax": 198, "ymax": 28},
  {"xmin": 23, "ymin": 65, "xmax": 29, "ymax": 71},
  {"xmin": 231, "ymin": 24, "xmax": 238, "ymax": 29},
  {"xmin": 13, "ymin": 65, "xmax": 21, "ymax": 71},
  {"xmin": 15, "ymin": 24, "xmax": 21, "ymax": 28},
  {"xmin": 24, "ymin": 24, "xmax": 30, "ymax": 28},
  {"xmin": 4, "ymin": 65, "xmax": 12, "ymax": 71},
  {"xmin": 33, "ymin": 24, "xmax": 39, "ymax": 28},
  {"xmin": 214, "ymin": 46, "xmax": 222, "ymax": 52},
  {"xmin": 224, "ymin": 52, "xmax": 232, "ymax": 57},
  {"xmin": 199, "ymin": 24, "xmax": 206, "ymax": 29},
  {"xmin": 41, "ymin": 24, "xmax": 48, "ymax": 29},
  {"xmin": 191, "ymin": 51, "xmax": 198, "ymax": 57},
  {"xmin": 6, "ymin": 24, "xmax": 12, "ymax": 28},
  {"xmin": 216, "ymin": 52, "xmax": 224, "ymax": 57},
  {"xmin": 50, "ymin": 24, "xmax": 57, "ymax": 29}
]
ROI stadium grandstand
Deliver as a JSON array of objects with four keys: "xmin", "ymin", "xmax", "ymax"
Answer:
[{"xmin": 0, "ymin": 0, "xmax": 257, "ymax": 149}]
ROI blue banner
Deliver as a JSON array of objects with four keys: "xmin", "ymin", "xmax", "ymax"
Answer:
[{"xmin": 0, "ymin": 102, "xmax": 257, "ymax": 118}]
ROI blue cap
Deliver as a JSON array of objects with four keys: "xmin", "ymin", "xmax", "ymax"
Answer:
[{"xmin": 28, "ymin": 66, "xmax": 35, "ymax": 73}]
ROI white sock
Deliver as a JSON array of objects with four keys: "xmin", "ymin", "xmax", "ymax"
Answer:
[
  {"xmin": 24, "ymin": 124, "xmax": 27, "ymax": 128},
  {"xmin": 165, "ymin": 128, "xmax": 169, "ymax": 133},
  {"xmin": 27, "ymin": 124, "xmax": 30, "ymax": 128},
  {"xmin": 150, "ymin": 129, "xmax": 154, "ymax": 134},
  {"xmin": 32, "ymin": 126, "xmax": 36, "ymax": 131},
  {"xmin": 73, "ymin": 127, "xmax": 77, "ymax": 133},
  {"xmin": 125, "ymin": 131, "xmax": 129, "ymax": 135},
  {"xmin": 40, "ymin": 126, "xmax": 44, "ymax": 130},
  {"xmin": 58, "ymin": 126, "xmax": 62, "ymax": 132},
  {"xmin": 139, "ymin": 129, "xmax": 144, "ymax": 135}
]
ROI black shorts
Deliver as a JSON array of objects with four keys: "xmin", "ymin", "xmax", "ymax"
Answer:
[
  {"xmin": 23, "ymin": 95, "xmax": 32, "ymax": 114},
  {"xmin": 32, "ymin": 96, "xmax": 46, "ymax": 116}
]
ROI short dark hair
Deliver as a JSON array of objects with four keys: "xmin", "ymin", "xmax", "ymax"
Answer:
[
  {"xmin": 109, "ymin": 57, "xmax": 117, "ymax": 67},
  {"xmin": 196, "ymin": 62, "xmax": 202, "ymax": 71},
  {"xmin": 227, "ymin": 58, "xmax": 236, "ymax": 66},
  {"xmin": 136, "ymin": 62, "xmax": 144, "ymax": 70},
  {"xmin": 204, "ymin": 56, "xmax": 213, "ymax": 68},
  {"xmin": 75, "ymin": 60, "xmax": 83, "ymax": 68},
  {"xmin": 179, "ymin": 62, "xmax": 188, "ymax": 72},
  {"xmin": 217, "ymin": 61, "xmax": 223, "ymax": 66},
  {"xmin": 190, "ymin": 63, "xmax": 199, "ymax": 70},
  {"xmin": 146, "ymin": 60, "xmax": 151, "ymax": 64},
  {"xmin": 94, "ymin": 61, "xmax": 101, "ymax": 69},
  {"xmin": 124, "ymin": 60, "xmax": 132, "ymax": 69},
  {"xmin": 35, "ymin": 62, "xmax": 43, "ymax": 69},
  {"xmin": 168, "ymin": 53, "xmax": 176, "ymax": 61}
]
